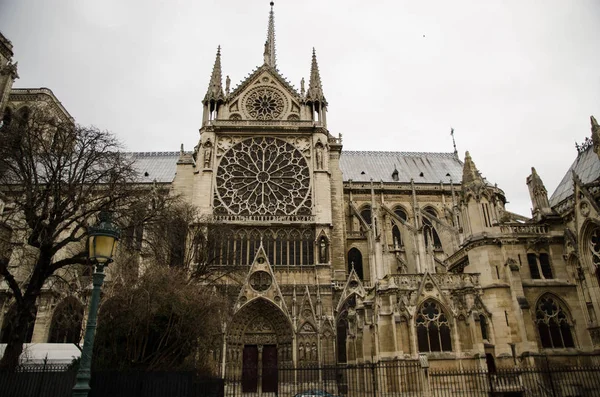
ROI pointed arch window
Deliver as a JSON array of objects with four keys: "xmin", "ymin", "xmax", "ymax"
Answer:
[
  {"xmin": 336, "ymin": 317, "xmax": 348, "ymax": 363},
  {"xmin": 423, "ymin": 218, "xmax": 442, "ymax": 251},
  {"xmin": 393, "ymin": 207, "xmax": 408, "ymax": 222},
  {"xmin": 535, "ymin": 296, "xmax": 575, "ymax": 349},
  {"xmin": 359, "ymin": 205, "xmax": 372, "ymax": 226},
  {"xmin": 416, "ymin": 300, "xmax": 452, "ymax": 352},
  {"xmin": 527, "ymin": 252, "xmax": 553, "ymax": 279},
  {"xmin": 48, "ymin": 298, "xmax": 84, "ymax": 343},
  {"xmin": 479, "ymin": 314, "xmax": 489, "ymax": 341},
  {"xmin": 347, "ymin": 248, "xmax": 363, "ymax": 280}
]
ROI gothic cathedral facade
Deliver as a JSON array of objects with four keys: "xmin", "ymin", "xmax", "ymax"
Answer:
[{"xmin": 2, "ymin": 3, "xmax": 600, "ymax": 383}]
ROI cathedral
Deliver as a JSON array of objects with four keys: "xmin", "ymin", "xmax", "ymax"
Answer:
[{"xmin": 2, "ymin": 3, "xmax": 600, "ymax": 394}]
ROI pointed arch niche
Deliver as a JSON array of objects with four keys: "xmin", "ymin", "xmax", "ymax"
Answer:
[
  {"xmin": 347, "ymin": 248, "xmax": 363, "ymax": 280},
  {"xmin": 48, "ymin": 297, "xmax": 84, "ymax": 343}
]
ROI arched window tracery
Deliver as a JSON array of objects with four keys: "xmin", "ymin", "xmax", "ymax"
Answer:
[
  {"xmin": 535, "ymin": 295, "xmax": 575, "ymax": 349},
  {"xmin": 48, "ymin": 298, "xmax": 84, "ymax": 343},
  {"xmin": 416, "ymin": 300, "xmax": 452, "ymax": 352},
  {"xmin": 208, "ymin": 227, "xmax": 315, "ymax": 266}
]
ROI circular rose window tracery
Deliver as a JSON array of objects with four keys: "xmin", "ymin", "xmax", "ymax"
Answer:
[
  {"xmin": 215, "ymin": 137, "xmax": 311, "ymax": 216},
  {"xmin": 244, "ymin": 87, "xmax": 285, "ymax": 120}
]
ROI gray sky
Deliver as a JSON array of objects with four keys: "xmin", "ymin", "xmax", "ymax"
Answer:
[{"xmin": 1, "ymin": 0, "xmax": 599, "ymax": 217}]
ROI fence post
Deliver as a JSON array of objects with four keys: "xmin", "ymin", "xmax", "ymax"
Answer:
[
  {"xmin": 544, "ymin": 355, "xmax": 557, "ymax": 397},
  {"xmin": 370, "ymin": 362, "xmax": 377, "ymax": 397},
  {"xmin": 419, "ymin": 354, "xmax": 431, "ymax": 397}
]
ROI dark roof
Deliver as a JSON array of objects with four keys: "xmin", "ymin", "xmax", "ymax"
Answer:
[
  {"xmin": 339, "ymin": 151, "xmax": 463, "ymax": 184},
  {"xmin": 550, "ymin": 146, "xmax": 600, "ymax": 207},
  {"xmin": 128, "ymin": 152, "xmax": 180, "ymax": 183},
  {"xmin": 128, "ymin": 150, "xmax": 465, "ymax": 185}
]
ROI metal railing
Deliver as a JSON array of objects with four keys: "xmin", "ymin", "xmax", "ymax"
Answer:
[{"xmin": 4, "ymin": 359, "xmax": 600, "ymax": 397}]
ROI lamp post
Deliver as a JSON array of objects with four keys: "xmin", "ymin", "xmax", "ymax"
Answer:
[{"xmin": 72, "ymin": 211, "xmax": 120, "ymax": 397}]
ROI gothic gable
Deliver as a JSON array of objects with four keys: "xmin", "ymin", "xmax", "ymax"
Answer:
[
  {"xmin": 234, "ymin": 244, "xmax": 289, "ymax": 317},
  {"xmin": 224, "ymin": 68, "xmax": 302, "ymax": 121}
]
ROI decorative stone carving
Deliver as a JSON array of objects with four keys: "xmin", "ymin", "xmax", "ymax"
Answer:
[
  {"xmin": 580, "ymin": 201, "xmax": 590, "ymax": 217},
  {"xmin": 214, "ymin": 137, "xmax": 311, "ymax": 216},
  {"xmin": 244, "ymin": 86, "xmax": 286, "ymax": 120},
  {"xmin": 203, "ymin": 140, "xmax": 213, "ymax": 168},
  {"xmin": 250, "ymin": 271, "xmax": 272, "ymax": 292}
]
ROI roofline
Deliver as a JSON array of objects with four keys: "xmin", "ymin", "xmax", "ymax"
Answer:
[{"xmin": 9, "ymin": 87, "xmax": 74, "ymax": 122}]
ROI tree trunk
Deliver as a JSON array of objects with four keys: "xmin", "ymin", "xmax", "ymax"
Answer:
[{"xmin": 0, "ymin": 297, "xmax": 37, "ymax": 369}]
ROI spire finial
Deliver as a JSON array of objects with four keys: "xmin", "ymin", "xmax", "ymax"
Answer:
[
  {"xmin": 450, "ymin": 127, "xmax": 458, "ymax": 157},
  {"xmin": 306, "ymin": 48, "xmax": 327, "ymax": 104},
  {"xmin": 204, "ymin": 45, "xmax": 225, "ymax": 103},
  {"xmin": 263, "ymin": 2, "xmax": 276, "ymax": 67}
]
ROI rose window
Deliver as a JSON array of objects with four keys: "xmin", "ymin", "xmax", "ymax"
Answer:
[
  {"xmin": 215, "ymin": 137, "xmax": 311, "ymax": 216},
  {"xmin": 245, "ymin": 87, "xmax": 285, "ymax": 120}
]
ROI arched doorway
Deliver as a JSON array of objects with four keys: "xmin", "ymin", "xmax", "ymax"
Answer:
[
  {"xmin": 348, "ymin": 248, "xmax": 363, "ymax": 280},
  {"xmin": 226, "ymin": 298, "xmax": 293, "ymax": 394}
]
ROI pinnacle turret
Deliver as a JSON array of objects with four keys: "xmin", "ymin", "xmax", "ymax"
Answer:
[
  {"xmin": 591, "ymin": 115, "xmax": 600, "ymax": 158},
  {"xmin": 263, "ymin": 2, "xmax": 276, "ymax": 68},
  {"xmin": 527, "ymin": 167, "xmax": 551, "ymax": 219},
  {"xmin": 462, "ymin": 151, "xmax": 484, "ymax": 187},
  {"xmin": 204, "ymin": 46, "xmax": 225, "ymax": 103},
  {"xmin": 306, "ymin": 48, "xmax": 326, "ymax": 104}
]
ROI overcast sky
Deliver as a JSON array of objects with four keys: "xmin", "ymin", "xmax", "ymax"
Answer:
[{"xmin": 1, "ymin": 0, "xmax": 599, "ymax": 217}]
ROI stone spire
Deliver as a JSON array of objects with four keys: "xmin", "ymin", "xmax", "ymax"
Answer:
[
  {"xmin": 204, "ymin": 46, "xmax": 225, "ymax": 103},
  {"xmin": 462, "ymin": 151, "xmax": 484, "ymax": 187},
  {"xmin": 306, "ymin": 48, "xmax": 327, "ymax": 104},
  {"xmin": 591, "ymin": 115, "xmax": 600, "ymax": 158},
  {"xmin": 263, "ymin": 2, "xmax": 276, "ymax": 68},
  {"xmin": 526, "ymin": 167, "xmax": 551, "ymax": 220}
]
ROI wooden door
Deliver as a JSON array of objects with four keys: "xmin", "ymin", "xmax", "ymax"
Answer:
[
  {"xmin": 262, "ymin": 344, "xmax": 278, "ymax": 393},
  {"xmin": 242, "ymin": 345, "xmax": 258, "ymax": 393}
]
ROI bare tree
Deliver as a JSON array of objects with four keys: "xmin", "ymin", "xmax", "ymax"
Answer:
[
  {"xmin": 0, "ymin": 107, "xmax": 145, "ymax": 369},
  {"xmin": 93, "ymin": 200, "xmax": 233, "ymax": 372}
]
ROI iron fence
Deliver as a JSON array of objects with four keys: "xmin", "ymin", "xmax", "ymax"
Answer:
[
  {"xmin": 429, "ymin": 365, "xmax": 600, "ymax": 397},
  {"xmin": 2, "ymin": 360, "xmax": 600, "ymax": 397},
  {"xmin": 223, "ymin": 360, "xmax": 424, "ymax": 397}
]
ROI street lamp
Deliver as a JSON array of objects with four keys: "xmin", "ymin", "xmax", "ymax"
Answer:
[{"xmin": 72, "ymin": 211, "xmax": 120, "ymax": 397}]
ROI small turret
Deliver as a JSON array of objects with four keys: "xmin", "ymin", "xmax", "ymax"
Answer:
[
  {"xmin": 462, "ymin": 151, "xmax": 484, "ymax": 188},
  {"xmin": 461, "ymin": 151, "xmax": 501, "ymax": 237},
  {"xmin": 305, "ymin": 48, "xmax": 328, "ymax": 127},
  {"xmin": 526, "ymin": 167, "xmax": 551, "ymax": 221},
  {"xmin": 202, "ymin": 46, "xmax": 225, "ymax": 123}
]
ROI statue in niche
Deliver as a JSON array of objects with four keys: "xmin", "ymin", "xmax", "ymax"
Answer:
[
  {"xmin": 319, "ymin": 237, "xmax": 328, "ymax": 263},
  {"xmin": 203, "ymin": 140, "xmax": 213, "ymax": 168},
  {"xmin": 316, "ymin": 143, "xmax": 324, "ymax": 169}
]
